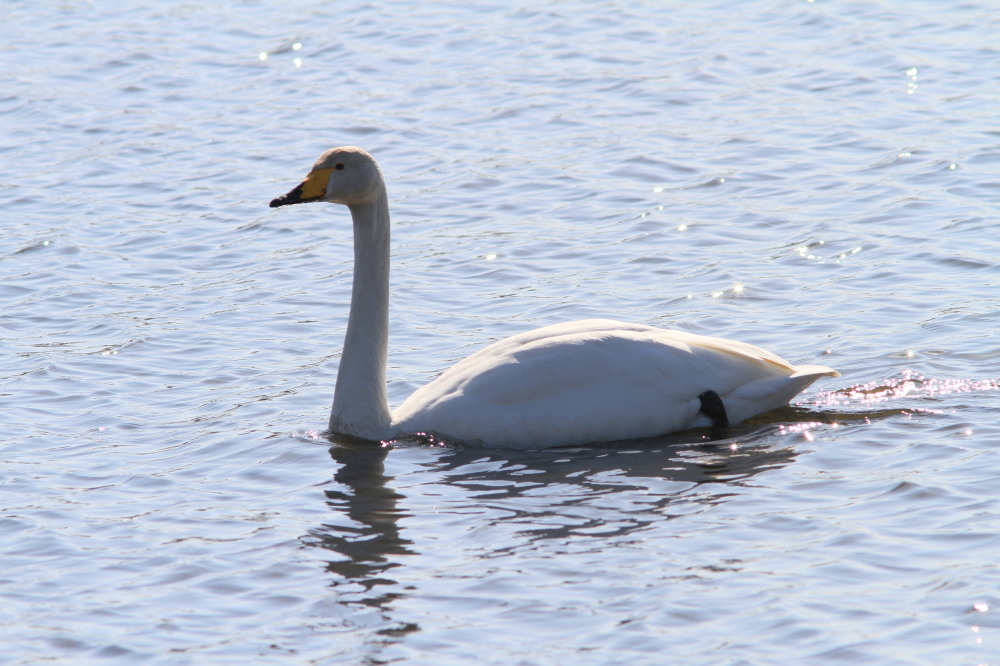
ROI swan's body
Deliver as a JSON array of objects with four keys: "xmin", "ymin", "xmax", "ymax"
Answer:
[{"xmin": 270, "ymin": 147, "xmax": 838, "ymax": 449}]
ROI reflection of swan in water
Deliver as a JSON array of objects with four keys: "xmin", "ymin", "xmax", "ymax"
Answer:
[
  {"xmin": 307, "ymin": 427, "xmax": 800, "ymax": 635},
  {"xmin": 308, "ymin": 441, "xmax": 415, "ymax": 618},
  {"xmin": 413, "ymin": 427, "xmax": 801, "ymax": 546}
]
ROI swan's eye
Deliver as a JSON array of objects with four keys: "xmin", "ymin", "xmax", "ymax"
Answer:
[{"xmin": 335, "ymin": 163, "xmax": 345, "ymax": 171}]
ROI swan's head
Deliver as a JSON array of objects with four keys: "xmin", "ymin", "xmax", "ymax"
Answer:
[{"xmin": 270, "ymin": 146, "xmax": 384, "ymax": 208}]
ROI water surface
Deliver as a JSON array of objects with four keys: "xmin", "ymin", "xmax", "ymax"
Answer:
[{"xmin": 2, "ymin": 1, "xmax": 999, "ymax": 663}]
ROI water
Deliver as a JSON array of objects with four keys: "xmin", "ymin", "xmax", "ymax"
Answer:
[{"xmin": 2, "ymin": 0, "xmax": 999, "ymax": 663}]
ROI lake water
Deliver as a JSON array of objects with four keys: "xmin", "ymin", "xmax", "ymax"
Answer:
[{"xmin": 3, "ymin": 0, "xmax": 999, "ymax": 663}]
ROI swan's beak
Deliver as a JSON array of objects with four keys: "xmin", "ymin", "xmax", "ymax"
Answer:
[{"xmin": 269, "ymin": 167, "xmax": 332, "ymax": 208}]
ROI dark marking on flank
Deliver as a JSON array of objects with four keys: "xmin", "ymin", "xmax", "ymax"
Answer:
[{"xmin": 698, "ymin": 390, "xmax": 730, "ymax": 428}]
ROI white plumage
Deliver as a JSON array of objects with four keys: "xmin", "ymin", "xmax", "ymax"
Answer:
[{"xmin": 270, "ymin": 147, "xmax": 838, "ymax": 449}]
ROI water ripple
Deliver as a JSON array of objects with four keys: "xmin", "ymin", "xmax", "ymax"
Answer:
[{"xmin": 3, "ymin": 0, "xmax": 1000, "ymax": 663}]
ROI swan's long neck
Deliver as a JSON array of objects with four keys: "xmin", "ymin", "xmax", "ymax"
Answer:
[{"xmin": 328, "ymin": 193, "xmax": 393, "ymax": 439}]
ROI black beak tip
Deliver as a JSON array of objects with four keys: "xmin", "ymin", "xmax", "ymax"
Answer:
[
  {"xmin": 269, "ymin": 182, "xmax": 303, "ymax": 208},
  {"xmin": 268, "ymin": 183, "xmax": 320, "ymax": 209}
]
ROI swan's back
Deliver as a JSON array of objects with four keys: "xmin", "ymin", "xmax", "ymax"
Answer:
[{"xmin": 392, "ymin": 319, "xmax": 837, "ymax": 448}]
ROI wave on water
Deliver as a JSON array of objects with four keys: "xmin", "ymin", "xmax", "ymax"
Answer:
[
  {"xmin": 720, "ymin": 370, "xmax": 999, "ymax": 443},
  {"xmin": 811, "ymin": 370, "xmax": 1000, "ymax": 410}
]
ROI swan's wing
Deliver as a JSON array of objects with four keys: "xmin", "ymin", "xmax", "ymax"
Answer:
[{"xmin": 393, "ymin": 320, "xmax": 837, "ymax": 448}]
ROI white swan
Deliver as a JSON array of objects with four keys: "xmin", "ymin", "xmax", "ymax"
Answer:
[{"xmin": 270, "ymin": 147, "xmax": 838, "ymax": 449}]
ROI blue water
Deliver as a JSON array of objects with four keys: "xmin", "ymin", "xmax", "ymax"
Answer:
[{"xmin": 3, "ymin": 1, "xmax": 999, "ymax": 663}]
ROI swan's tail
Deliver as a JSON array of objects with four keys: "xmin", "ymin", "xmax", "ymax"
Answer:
[
  {"xmin": 724, "ymin": 364, "xmax": 839, "ymax": 424},
  {"xmin": 790, "ymin": 364, "xmax": 840, "ymax": 380}
]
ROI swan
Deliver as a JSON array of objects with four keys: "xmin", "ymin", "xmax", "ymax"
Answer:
[{"xmin": 269, "ymin": 146, "xmax": 838, "ymax": 449}]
